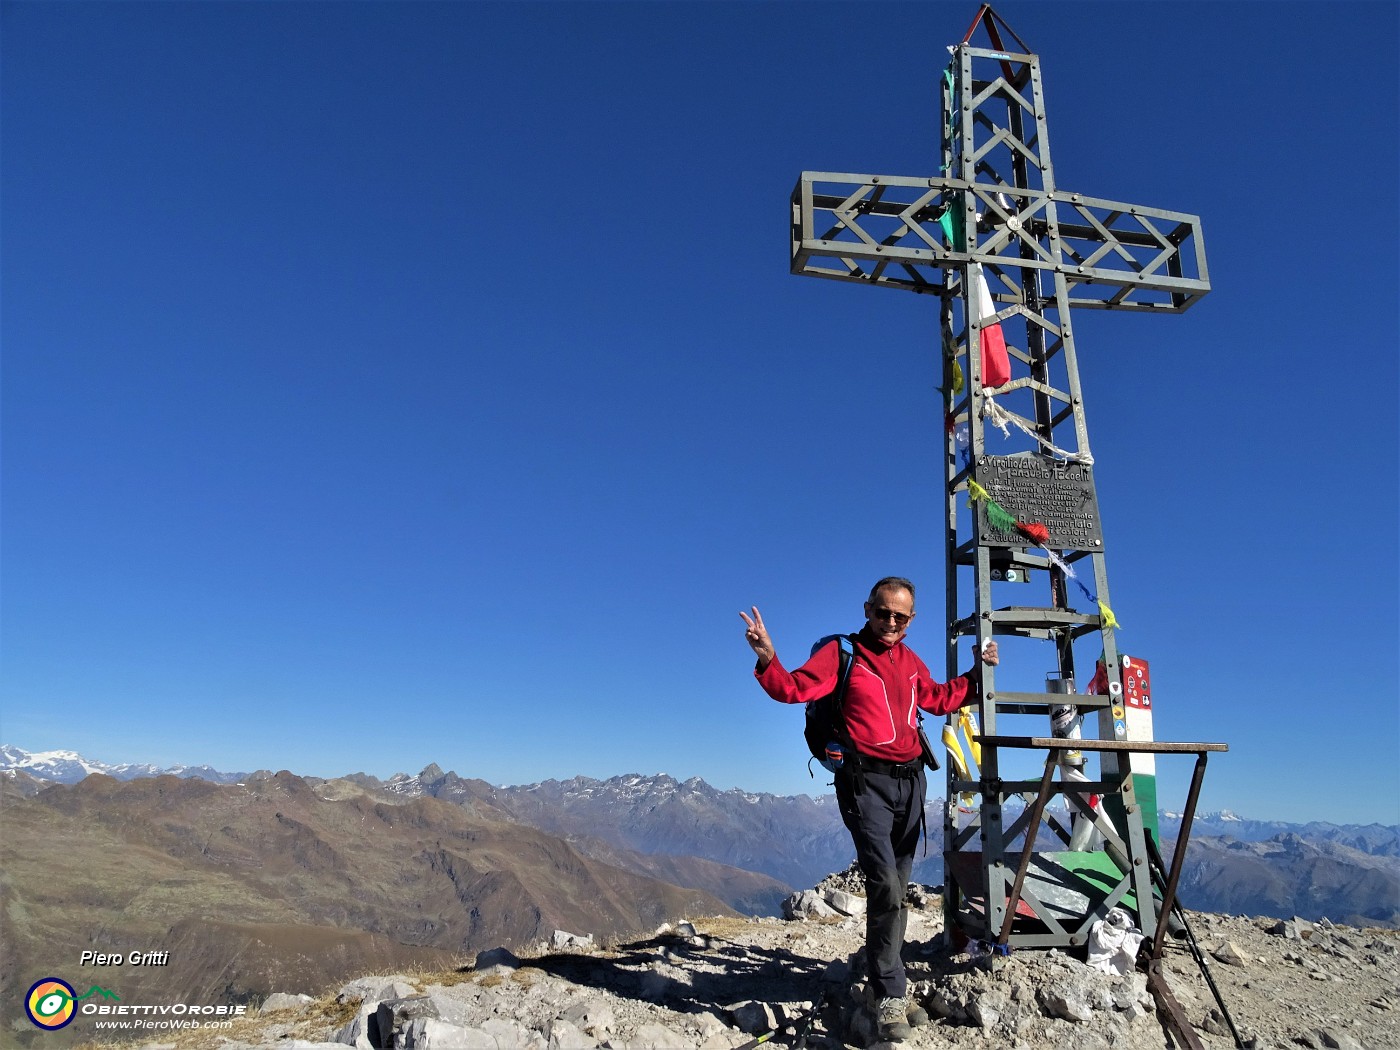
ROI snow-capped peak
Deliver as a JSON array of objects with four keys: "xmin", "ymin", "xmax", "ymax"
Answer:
[{"xmin": 0, "ymin": 745, "xmax": 245, "ymax": 785}]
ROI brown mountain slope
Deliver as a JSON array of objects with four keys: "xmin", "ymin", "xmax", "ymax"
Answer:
[
  {"xmin": 304, "ymin": 768, "xmax": 795, "ymax": 916},
  {"xmin": 0, "ymin": 771, "xmax": 733, "ymax": 1041}
]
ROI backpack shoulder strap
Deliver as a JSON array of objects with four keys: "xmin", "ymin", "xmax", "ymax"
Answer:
[
  {"xmin": 834, "ymin": 634, "xmax": 856, "ymax": 701},
  {"xmin": 833, "ymin": 635, "xmax": 867, "ymax": 791}
]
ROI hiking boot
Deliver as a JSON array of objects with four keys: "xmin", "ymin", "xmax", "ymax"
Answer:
[{"xmin": 876, "ymin": 997, "xmax": 913, "ymax": 1042}]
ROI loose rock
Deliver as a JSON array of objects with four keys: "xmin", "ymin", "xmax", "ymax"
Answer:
[{"xmin": 1212, "ymin": 941, "xmax": 1250, "ymax": 967}]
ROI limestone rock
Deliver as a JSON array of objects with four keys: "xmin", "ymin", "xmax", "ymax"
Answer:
[
  {"xmin": 336, "ymin": 975, "xmax": 418, "ymax": 1005},
  {"xmin": 968, "ymin": 987, "xmax": 1007, "ymax": 1028},
  {"xmin": 1109, "ymin": 973, "xmax": 1147, "ymax": 1010},
  {"xmin": 332, "ymin": 1000, "xmax": 378, "ymax": 1049},
  {"xmin": 376, "ymin": 995, "xmax": 440, "ymax": 1047},
  {"xmin": 562, "ymin": 998, "xmax": 615, "ymax": 1035},
  {"xmin": 409, "ymin": 1019, "xmax": 497, "ymax": 1049},
  {"xmin": 423, "ymin": 991, "xmax": 475, "ymax": 1029},
  {"xmin": 552, "ymin": 930, "xmax": 596, "ymax": 950},
  {"xmin": 729, "ymin": 1000, "xmax": 776, "ymax": 1034},
  {"xmin": 479, "ymin": 1015, "xmax": 536, "ymax": 1049},
  {"xmin": 545, "ymin": 1018, "xmax": 598, "ymax": 1049},
  {"xmin": 1203, "ymin": 1007, "xmax": 1231, "ymax": 1036},
  {"xmin": 825, "ymin": 888, "xmax": 866, "ymax": 917},
  {"xmin": 1269, "ymin": 917, "xmax": 1317, "ymax": 941},
  {"xmin": 691, "ymin": 1012, "xmax": 729, "ymax": 1040},
  {"xmin": 783, "ymin": 889, "xmax": 838, "ymax": 920},
  {"xmin": 1212, "ymin": 940, "xmax": 1250, "ymax": 967},
  {"xmin": 1038, "ymin": 984, "xmax": 1094, "ymax": 1022},
  {"xmin": 624, "ymin": 1022, "xmax": 691, "ymax": 1048},
  {"xmin": 475, "ymin": 946, "xmax": 523, "ymax": 971},
  {"xmin": 928, "ymin": 984, "xmax": 969, "ymax": 1023},
  {"xmin": 1319, "ymin": 1032, "xmax": 1365, "ymax": 1050}
]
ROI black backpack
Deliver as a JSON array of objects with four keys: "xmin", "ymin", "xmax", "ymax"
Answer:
[
  {"xmin": 803, "ymin": 634, "xmax": 857, "ymax": 774},
  {"xmin": 802, "ymin": 633, "xmax": 940, "ymax": 777}
]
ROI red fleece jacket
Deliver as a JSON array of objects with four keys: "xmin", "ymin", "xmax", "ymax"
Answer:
[{"xmin": 755, "ymin": 627, "xmax": 978, "ymax": 764}]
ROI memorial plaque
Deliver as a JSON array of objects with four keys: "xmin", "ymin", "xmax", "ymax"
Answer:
[{"xmin": 974, "ymin": 452, "xmax": 1103, "ymax": 551}]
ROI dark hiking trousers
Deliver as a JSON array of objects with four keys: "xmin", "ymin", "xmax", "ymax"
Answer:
[{"xmin": 835, "ymin": 764, "xmax": 925, "ymax": 1001}]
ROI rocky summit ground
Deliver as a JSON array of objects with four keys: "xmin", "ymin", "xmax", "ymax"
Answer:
[{"xmin": 90, "ymin": 868, "xmax": 1399, "ymax": 1050}]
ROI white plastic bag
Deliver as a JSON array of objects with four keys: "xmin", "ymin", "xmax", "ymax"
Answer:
[{"xmin": 1086, "ymin": 907, "xmax": 1144, "ymax": 974}]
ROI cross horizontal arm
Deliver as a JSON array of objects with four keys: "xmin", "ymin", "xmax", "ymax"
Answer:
[{"xmin": 791, "ymin": 172, "xmax": 1210, "ymax": 312}]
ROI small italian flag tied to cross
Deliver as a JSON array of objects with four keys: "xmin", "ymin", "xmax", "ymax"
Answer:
[{"xmin": 972, "ymin": 269, "xmax": 1011, "ymax": 388}]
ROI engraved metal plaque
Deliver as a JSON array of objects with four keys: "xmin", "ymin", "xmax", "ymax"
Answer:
[{"xmin": 974, "ymin": 452, "xmax": 1103, "ymax": 551}]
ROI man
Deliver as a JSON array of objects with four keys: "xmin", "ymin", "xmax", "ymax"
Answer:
[{"xmin": 740, "ymin": 577, "xmax": 998, "ymax": 1043}]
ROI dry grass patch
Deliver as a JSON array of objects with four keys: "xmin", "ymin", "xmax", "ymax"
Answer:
[
  {"xmin": 694, "ymin": 915, "xmax": 771, "ymax": 940},
  {"xmin": 299, "ymin": 994, "xmax": 363, "ymax": 1033}
]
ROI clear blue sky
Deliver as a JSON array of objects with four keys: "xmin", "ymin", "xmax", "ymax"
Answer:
[{"xmin": 3, "ymin": 2, "xmax": 1396, "ymax": 825}]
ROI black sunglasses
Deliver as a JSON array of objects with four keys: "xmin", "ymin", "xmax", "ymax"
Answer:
[{"xmin": 870, "ymin": 606, "xmax": 912, "ymax": 626}]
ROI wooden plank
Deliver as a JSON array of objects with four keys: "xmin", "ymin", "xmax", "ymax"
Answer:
[{"xmin": 975, "ymin": 735, "xmax": 1228, "ymax": 754}]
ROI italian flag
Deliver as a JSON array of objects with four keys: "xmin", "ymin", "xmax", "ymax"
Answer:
[{"xmin": 973, "ymin": 268, "xmax": 1011, "ymax": 388}]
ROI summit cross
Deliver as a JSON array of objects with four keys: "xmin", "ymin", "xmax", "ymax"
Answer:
[{"xmin": 788, "ymin": 4, "xmax": 1212, "ymax": 950}]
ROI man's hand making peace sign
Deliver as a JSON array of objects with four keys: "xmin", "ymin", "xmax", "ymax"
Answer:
[{"xmin": 739, "ymin": 606, "xmax": 775, "ymax": 669}]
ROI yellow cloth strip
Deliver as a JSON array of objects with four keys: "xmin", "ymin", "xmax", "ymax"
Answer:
[
  {"xmin": 942, "ymin": 724, "xmax": 970, "ymax": 780},
  {"xmin": 966, "ymin": 479, "xmax": 991, "ymax": 505},
  {"xmin": 960, "ymin": 709, "xmax": 982, "ymax": 767},
  {"xmin": 1098, "ymin": 601, "xmax": 1120, "ymax": 630}
]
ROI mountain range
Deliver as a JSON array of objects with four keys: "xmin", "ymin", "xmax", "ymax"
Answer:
[
  {"xmin": 1161, "ymin": 809, "xmax": 1400, "ymax": 857},
  {"xmin": 386, "ymin": 766, "xmax": 855, "ymax": 894},
  {"xmin": 4, "ymin": 745, "xmax": 1397, "ymax": 926},
  {"xmin": 0, "ymin": 744, "xmax": 247, "ymax": 786},
  {"xmin": 396, "ymin": 767, "xmax": 1399, "ymax": 928},
  {"xmin": 0, "ymin": 765, "xmax": 737, "ymax": 1040}
]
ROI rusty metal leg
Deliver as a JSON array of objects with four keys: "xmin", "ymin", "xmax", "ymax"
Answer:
[
  {"xmin": 1145, "ymin": 837, "xmax": 1246, "ymax": 1048},
  {"xmin": 1152, "ymin": 752, "xmax": 1209, "ymax": 959},
  {"xmin": 1146, "ymin": 957, "xmax": 1206, "ymax": 1050},
  {"xmin": 997, "ymin": 752, "xmax": 1057, "ymax": 947}
]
